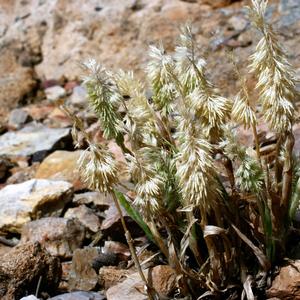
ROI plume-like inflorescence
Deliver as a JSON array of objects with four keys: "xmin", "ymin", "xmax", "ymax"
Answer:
[
  {"xmin": 147, "ymin": 44, "xmax": 176, "ymax": 113},
  {"xmin": 187, "ymin": 87, "xmax": 232, "ymax": 139},
  {"xmin": 249, "ymin": 0, "xmax": 297, "ymax": 132},
  {"xmin": 174, "ymin": 25, "xmax": 231, "ymax": 140},
  {"xmin": 82, "ymin": 58, "xmax": 123, "ymax": 140},
  {"xmin": 236, "ymin": 157, "xmax": 264, "ymax": 193},
  {"xmin": 231, "ymin": 91, "xmax": 257, "ymax": 129},
  {"xmin": 126, "ymin": 150, "xmax": 164, "ymax": 213},
  {"xmin": 174, "ymin": 25, "xmax": 206, "ymax": 94},
  {"xmin": 78, "ymin": 143, "xmax": 119, "ymax": 193},
  {"xmin": 115, "ymin": 70, "xmax": 157, "ymax": 149},
  {"xmin": 176, "ymin": 118, "xmax": 218, "ymax": 210}
]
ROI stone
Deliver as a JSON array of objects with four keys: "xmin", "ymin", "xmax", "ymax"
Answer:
[
  {"xmin": 64, "ymin": 205, "xmax": 101, "ymax": 233},
  {"xmin": 227, "ymin": 15, "xmax": 248, "ymax": 31},
  {"xmin": 45, "ymin": 85, "xmax": 66, "ymax": 102},
  {"xmin": 0, "ymin": 242, "xmax": 61, "ymax": 300},
  {"xmin": 0, "ymin": 123, "xmax": 71, "ymax": 160},
  {"xmin": 0, "ymin": 47, "xmax": 37, "ymax": 114},
  {"xmin": 35, "ymin": 150, "xmax": 85, "ymax": 190},
  {"xmin": 6, "ymin": 162, "xmax": 39, "ymax": 185},
  {"xmin": 0, "ymin": 179, "xmax": 73, "ymax": 234},
  {"xmin": 8, "ymin": 108, "xmax": 31, "ymax": 129},
  {"xmin": 20, "ymin": 217, "xmax": 85, "ymax": 259},
  {"xmin": 20, "ymin": 296, "xmax": 39, "ymax": 300},
  {"xmin": 73, "ymin": 191, "xmax": 112, "ymax": 209},
  {"xmin": 68, "ymin": 247, "xmax": 99, "ymax": 291},
  {"xmin": 203, "ymin": 0, "xmax": 236, "ymax": 8},
  {"xmin": 267, "ymin": 260, "xmax": 300, "ymax": 299},
  {"xmin": 49, "ymin": 291, "xmax": 105, "ymax": 300},
  {"xmin": 150, "ymin": 265, "xmax": 177, "ymax": 297},
  {"xmin": 68, "ymin": 85, "xmax": 87, "ymax": 107},
  {"xmin": 106, "ymin": 272, "xmax": 146, "ymax": 300},
  {"xmin": 98, "ymin": 266, "xmax": 130, "ymax": 290}
]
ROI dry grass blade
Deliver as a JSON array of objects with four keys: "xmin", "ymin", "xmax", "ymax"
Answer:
[
  {"xmin": 203, "ymin": 225, "xmax": 227, "ymax": 238},
  {"xmin": 232, "ymin": 224, "xmax": 270, "ymax": 271},
  {"xmin": 243, "ymin": 275, "xmax": 255, "ymax": 300},
  {"xmin": 180, "ymin": 217, "xmax": 198, "ymax": 261}
]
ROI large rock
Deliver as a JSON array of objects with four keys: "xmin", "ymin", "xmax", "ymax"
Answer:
[
  {"xmin": 0, "ymin": 179, "xmax": 73, "ymax": 233},
  {"xmin": 0, "ymin": 123, "xmax": 71, "ymax": 160},
  {"xmin": 35, "ymin": 150, "xmax": 85, "ymax": 190},
  {"xmin": 0, "ymin": 242, "xmax": 61, "ymax": 300},
  {"xmin": 20, "ymin": 217, "xmax": 85, "ymax": 259},
  {"xmin": 267, "ymin": 260, "xmax": 300, "ymax": 299},
  {"xmin": 0, "ymin": 47, "xmax": 37, "ymax": 114}
]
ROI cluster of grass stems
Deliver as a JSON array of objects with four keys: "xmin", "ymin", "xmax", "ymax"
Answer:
[{"xmin": 64, "ymin": 1, "xmax": 300, "ymax": 299}]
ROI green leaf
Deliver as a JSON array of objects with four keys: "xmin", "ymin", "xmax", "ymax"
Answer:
[{"xmin": 113, "ymin": 190, "xmax": 154, "ymax": 243}]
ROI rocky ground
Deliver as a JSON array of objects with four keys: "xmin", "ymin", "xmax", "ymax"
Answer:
[{"xmin": 0, "ymin": 0, "xmax": 300, "ymax": 299}]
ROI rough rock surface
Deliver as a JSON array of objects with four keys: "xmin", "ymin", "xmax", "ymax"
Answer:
[
  {"xmin": 267, "ymin": 260, "xmax": 300, "ymax": 300},
  {"xmin": 64, "ymin": 205, "xmax": 101, "ymax": 233},
  {"xmin": 0, "ymin": 242, "xmax": 61, "ymax": 300},
  {"xmin": 20, "ymin": 217, "xmax": 85, "ymax": 259},
  {"xmin": 68, "ymin": 247, "xmax": 99, "ymax": 291},
  {"xmin": 0, "ymin": 179, "xmax": 73, "ymax": 233},
  {"xmin": 0, "ymin": 123, "xmax": 71, "ymax": 159},
  {"xmin": 106, "ymin": 272, "xmax": 146, "ymax": 300},
  {"xmin": 150, "ymin": 265, "xmax": 177, "ymax": 297},
  {"xmin": 35, "ymin": 150, "xmax": 85, "ymax": 190},
  {"xmin": 49, "ymin": 291, "xmax": 105, "ymax": 300}
]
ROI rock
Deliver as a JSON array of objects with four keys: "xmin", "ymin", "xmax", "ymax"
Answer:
[
  {"xmin": 8, "ymin": 108, "xmax": 32, "ymax": 129},
  {"xmin": 45, "ymin": 107, "xmax": 73, "ymax": 128},
  {"xmin": 24, "ymin": 102, "xmax": 56, "ymax": 121},
  {"xmin": 203, "ymin": 0, "xmax": 236, "ymax": 8},
  {"xmin": 0, "ymin": 179, "xmax": 73, "ymax": 234},
  {"xmin": 267, "ymin": 260, "xmax": 300, "ymax": 299},
  {"xmin": 0, "ymin": 244, "xmax": 12, "ymax": 257},
  {"xmin": 0, "ymin": 47, "xmax": 37, "ymax": 114},
  {"xmin": 45, "ymin": 85, "xmax": 66, "ymax": 102},
  {"xmin": 20, "ymin": 217, "xmax": 85, "ymax": 259},
  {"xmin": 279, "ymin": 0, "xmax": 300, "ymax": 27},
  {"xmin": 227, "ymin": 15, "xmax": 248, "ymax": 31},
  {"xmin": 102, "ymin": 241, "xmax": 130, "ymax": 261},
  {"xmin": 150, "ymin": 265, "xmax": 177, "ymax": 297},
  {"xmin": 49, "ymin": 291, "xmax": 105, "ymax": 300},
  {"xmin": 0, "ymin": 155, "xmax": 14, "ymax": 181},
  {"xmin": 73, "ymin": 191, "xmax": 112, "ymax": 209},
  {"xmin": 0, "ymin": 123, "xmax": 71, "ymax": 160},
  {"xmin": 64, "ymin": 205, "xmax": 101, "ymax": 233},
  {"xmin": 98, "ymin": 266, "xmax": 130, "ymax": 290},
  {"xmin": 35, "ymin": 150, "xmax": 85, "ymax": 190},
  {"xmin": 20, "ymin": 296, "xmax": 39, "ymax": 300},
  {"xmin": 68, "ymin": 247, "xmax": 99, "ymax": 291},
  {"xmin": 68, "ymin": 85, "xmax": 87, "ymax": 107},
  {"xmin": 6, "ymin": 162, "xmax": 39, "ymax": 185},
  {"xmin": 0, "ymin": 242, "xmax": 61, "ymax": 300},
  {"xmin": 106, "ymin": 272, "xmax": 146, "ymax": 300}
]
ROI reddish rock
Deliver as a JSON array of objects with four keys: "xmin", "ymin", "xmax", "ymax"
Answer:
[
  {"xmin": 150, "ymin": 265, "xmax": 177, "ymax": 297},
  {"xmin": 267, "ymin": 260, "xmax": 300, "ymax": 300},
  {"xmin": 20, "ymin": 217, "xmax": 85, "ymax": 259}
]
